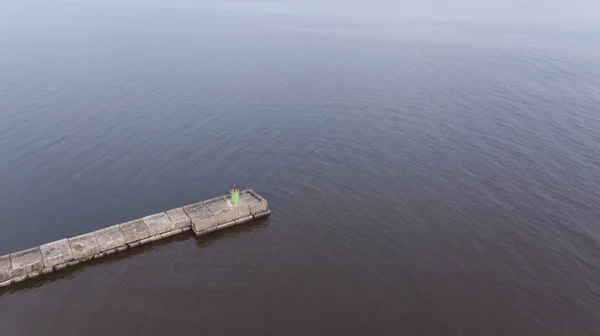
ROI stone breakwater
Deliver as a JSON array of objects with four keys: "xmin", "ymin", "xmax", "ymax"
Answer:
[{"xmin": 0, "ymin": 190, "xmax": 270, "ymax": 287}]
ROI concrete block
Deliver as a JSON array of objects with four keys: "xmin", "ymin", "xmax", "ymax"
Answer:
[
  {"xmin": 105, "ymin": 248, "xmax": 116, "ymax": 255},
  {"xmin": 95, "ymin": 225, "xmax": 126, "ymax": 251},
  {"xmin": 240, "ymin": 190, "xmax": 269, "ymax": 215},
  {"xmin": 0, "ymin": 254, "xmax": 12, "ymax": 282},
  {"xmin": 217, "ymin": 221, "xmax": 236, "ymax": 230},
  {"xmin": 94, "ymin": 252, "xmax": 106, "ymax": 259},
  {"xmin": 183, "ymin": 202, "xmax": 218, "ymax": 233},
  {"xmin": 55, "ymin": 264, "xmax": 67, "ymax": 271},
  {"xmin": 116, "ymin": 246, "xmax": 128, "ymax": 252},
  {"xmin": 160, "ymin": 229, "xmax": 182, "ymax": 239},
  {"xmin": 204, "ymin": 197, "xmax": 239, "ymax": 225},
  {"xmin": 182, "ymin": 227, "xmax": 190, "ymax": 232},
  {"xmin": 119, "ymin": 219, "xmax": 150, "ymax": 244},
  {"xmin": 42, "ymin": 268, "xmax": 54, "ymax": 275},
  {"xmin": 166, "ymin": 207, "xmax": 191, "ymax": 229},
  {"xmin": 140, "ymin": 236, "xmax": 160, "ymax": 245},
  {"xmin": 13, "ymin": 275, "xmax": 27, "ymax": 283},
  {"xmin": 41, "ymin": 239, "xmax": 74, "ymax": 269},
  {"xmin": 236, "ymin": 204, "xmax": 252, "ymax": 218},
  {"xmin": 128, "ymin": 241, "xmax": 141, "ymax": 248},
  {"xmin": 235, "ymin": 215, "xmax": 254, "ymax": 225},
  {"xmin": 0, "ymin": 280, "xmax": 12, "ymax": 287},
  {"xmin": 10, "ymin": 247, "xmax": 44, "ymax": 278},
  {"xmin": 69, "ymin": 232, "xmax": 100, "ymax": 260},
  {"xmin": 255, "ymin": 210, "xmax": 271, "ymax": 219},
  {"xmin": 67, "ymin": 260, "xmax": 80, "ymax": 267},
  {"xmin": 28, "ymin": 271, "xmax": 40, "ymax": 279},
  {"xmin": 143, "ymin": 212, "xmax": 175, "ymax": 236}
]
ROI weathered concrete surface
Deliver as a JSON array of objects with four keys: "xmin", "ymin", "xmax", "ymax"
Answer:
[
  {"xmin": 166, "ymin": 208, "xmax": 191, "ymax": 230},
  {"xmin": 10, "ymin": 247, "xmax": 44, "ymax": 278},
  {"xmin": 216, "ymin": 221, "xmax": 236, "ymax": 230},
  {"xmin": 119, "ymin": 219, "xmax": 150, "ymax": 244},
  {"xmin": 69, "ymin": 232, "xmax": 100, "ymax": 260},
  {"xmin": 183, "ymin": 202, "xmax": 217, "ymax": 233},
  {"xmin": 160, "ymin": 229, "xmax": 182, "ymax": 239},
  {"xmin": 205, "ymin": 197, "xmax": 240, "ymax": 225},
  {"xmin": 143, "ymin": 212, "xmax": 174, "ymax": 236},
  {"xmin": 0, "ymin": 189, "xmax": 269, "ymax": 287},
  {"xmin": 41, "ymin": 239, "xmax": 74, "ymax": 269},
  {"xmin": 0, "ymin": 255, "xmax": 12, "ymax": 282},
  {"xmin": 140, "ymin": 235, "xmax": 160, "ymax": 245},
  {"xmin": 235, "ymin": 215, "xmax": 254, "ymax": 225},
  {"xmin": 240, "ymin": 190, "xmax": 269, "ymax": 215},
  {"xmin": 255, "ymin": 210, "xmax": 271, "ymax": 219},
  {"xmin": 94, "ymin": 225, "xmax": 126, "ymax": 251}
]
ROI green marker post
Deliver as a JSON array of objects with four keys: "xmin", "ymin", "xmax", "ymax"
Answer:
[{"xmin": 230, "ymin": 186, "xmax": 240, "ymax": 205}]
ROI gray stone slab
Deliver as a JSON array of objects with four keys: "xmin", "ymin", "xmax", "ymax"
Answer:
[
  {"xmin": 13, "ymin": 275, "xmax": 27, "ymax": 283},
  {"xmin": 205, "ymin": 197, "xmax": 240, "ymax": 224},
  {"xmin": 236, "ymin": 203, "xmax": 252, "ymax": 218},
  {"xmin": 183, "ymin": 202, "xmax": 217, "ymax": 233},
  {"xmin": 239, "ymin": 191, "xmax": 260, "ymax": 204},
  {"xmin": 240, "ymin": 190, "xmax": 269, "ymax": 215},
  {"xmin": 235, "ymin": 215, "xmax": 254, "ymax": 225},
  {"xmin": 160, "ymin": 229, "xmax": 182, "ymax": 239},
  {"xmin": 119, "ymin": 219, "xmax": 150, "ymax": 244},
  {"xmin": 140, "ymin": 236, "xmax": 160, "ymax": 245},
  {"xmin": 255, "ymin": 210, "xmax": 271, "ymax": 219},
  {"xmin": 128, "ymin": 241, "xmax": 141, "ymax": 248},
  {"xmin": 216, "ymin": 221, "xmax": 236, "ymax": 230},
  {"xmin": 69, "ymin": 232, "xmax": 100, "ymax": 260},
  {"xmin": 41, "ymin": 239, "xmax": 74, "ymax": 269},
  {"xmin": 0, "ymin": 254, "xmax": 12, "ymax": 282},
  {"xmin": 67, "ymin": 260, "xmax": 80, "ymax": 267},
  {"xmin": 166, "ymin": 207, "xmax": 191, "ymax": 229},
  {"xmin": 94, "ymin": 225, "xmax": 126, "ymax": 251},
  {"xmin": 227, "ymin": 194, "xmax": 252, "ymax": 218},
  {"xmin": 143, "ymin": 212, "xmax": 175, "ymax": 236},
  {"xmin": 10, "ymin": 247, "xmax": 44, "ymax": 278}
]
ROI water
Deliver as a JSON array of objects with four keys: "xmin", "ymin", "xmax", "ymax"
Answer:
[{"xmin": 1, "ymin": 0, "xmax": 600, "ymax": 334}]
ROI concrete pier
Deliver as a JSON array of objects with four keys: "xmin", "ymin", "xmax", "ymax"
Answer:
[{"xmin": 0, "ymin": 190, "xmax": 269, "ymax": 288}]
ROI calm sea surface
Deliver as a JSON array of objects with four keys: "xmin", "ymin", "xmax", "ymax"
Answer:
[{"xmin": 1, "ymin": 0, "xmax": 600, "ymax": 334}]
